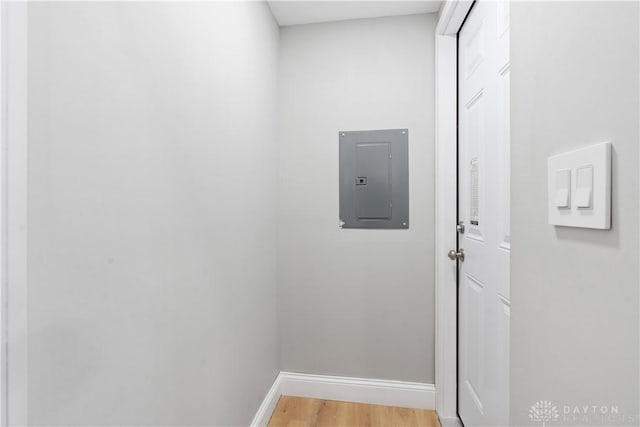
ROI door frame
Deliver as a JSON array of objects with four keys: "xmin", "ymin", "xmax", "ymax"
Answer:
[
  {"xmin": 434, "ymin": 1, "xmax": 474, "ymax": 423},
  {"xmin": 2, "ymin": 2, "xmax": 29, "ymax": 426}
]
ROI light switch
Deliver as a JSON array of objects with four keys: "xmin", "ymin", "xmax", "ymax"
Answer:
[
  {"xmin": 575, "ymin": 165, "xmax": 593, "ymax": 209},
  {"xmin": 554, "ymin": 169, "xmax": 571, "ymax": 208},
  {"xmin": 547, "ymin": 141, "xmax": 611, "ymax": 229}
]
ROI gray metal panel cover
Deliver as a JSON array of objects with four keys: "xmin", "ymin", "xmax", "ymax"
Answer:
[
  {"xmin": 339, "ymin": 129, "xmax": 409, "ymax": 229},
  {"xmin": 356, "ymin": 142, "xmax": 391, "ymax": 219}
]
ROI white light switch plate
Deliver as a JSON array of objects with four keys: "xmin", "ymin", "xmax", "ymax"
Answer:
[{"xmin": 547, "ymin": 142, "xmax": 611, "ymax": 229}]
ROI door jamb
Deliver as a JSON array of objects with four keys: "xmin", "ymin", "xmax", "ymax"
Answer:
[
  {"xmin": 2, "ymin": 2, "xmax": 29, "ymax": 426},
  {"xmin": 434, "ymin": 1, "xmax": 473, "ymax": 423}
]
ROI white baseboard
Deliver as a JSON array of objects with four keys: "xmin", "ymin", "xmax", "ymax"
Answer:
[
  {"xmin": 439, "ymin": 416, "xmax": 463, "ymax": 427},
  {"xmin": 251, "ymin": 371, "xmax": 436, "ymax": 426},
  {"xmin": 250, "ymin": 374, "xmax": 283, "ymax": 427}
]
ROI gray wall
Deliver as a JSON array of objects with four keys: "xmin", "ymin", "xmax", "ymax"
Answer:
[
  {"xmin": 510, "ymin": 2, "xmax": 639, "ymax": 425},
  {"xmin": 27, "ymin": 2, "xmax": 279, "ymax": 425},
  {"xmin": 278, "ymin": 13, "xmax": 437, "ymax": 383}
]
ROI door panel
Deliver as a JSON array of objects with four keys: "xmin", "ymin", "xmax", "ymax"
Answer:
[
  {"xmin": 355, "ymin": 142, "xmax": 392, "ymax": 219},
  {"xmin": 458, "ymin": 2, "xmax": 510, "ymax": 426}
]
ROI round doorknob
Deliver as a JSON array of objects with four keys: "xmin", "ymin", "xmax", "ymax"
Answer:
[{"xmin": 448, "ymin": 249, "xmax": 465, "ymax": 262}]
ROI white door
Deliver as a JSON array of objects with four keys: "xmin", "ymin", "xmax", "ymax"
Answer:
[{"xmin": 457, "ymin": 1, "xmax": 510, "ymax": 426}]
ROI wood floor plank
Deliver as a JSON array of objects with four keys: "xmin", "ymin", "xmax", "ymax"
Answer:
[{"xmin": 268, "ymin": 396, "xmax": 441, "ymax": 427}]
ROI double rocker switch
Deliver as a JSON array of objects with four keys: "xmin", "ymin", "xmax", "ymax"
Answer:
[
  {"xmin": 547, "ymin": 142, "xmax": 610, "ymax": 229},
  {"xmin": 555, "ymin": 166, "xmax": 593, "ymax": 210}
]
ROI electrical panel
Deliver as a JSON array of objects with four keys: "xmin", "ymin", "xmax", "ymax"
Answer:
[{"xmin": 339, "ymin": 129, "xmax": 409, "ymax": 229}]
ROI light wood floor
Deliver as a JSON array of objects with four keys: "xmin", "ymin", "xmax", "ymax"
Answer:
[{"xmin": 268, "ymin": 396, "xmax": 441, "ymax": 427}]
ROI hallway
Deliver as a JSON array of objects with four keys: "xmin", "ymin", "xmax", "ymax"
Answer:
[{"xmin": 1, "ymin": 0, "xmax": 638, "ymax": 426}]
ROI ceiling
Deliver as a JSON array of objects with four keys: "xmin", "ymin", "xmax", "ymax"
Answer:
[{"xmin": 267, "ymin": 1, "xmax": 442, "ymax": 26}]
